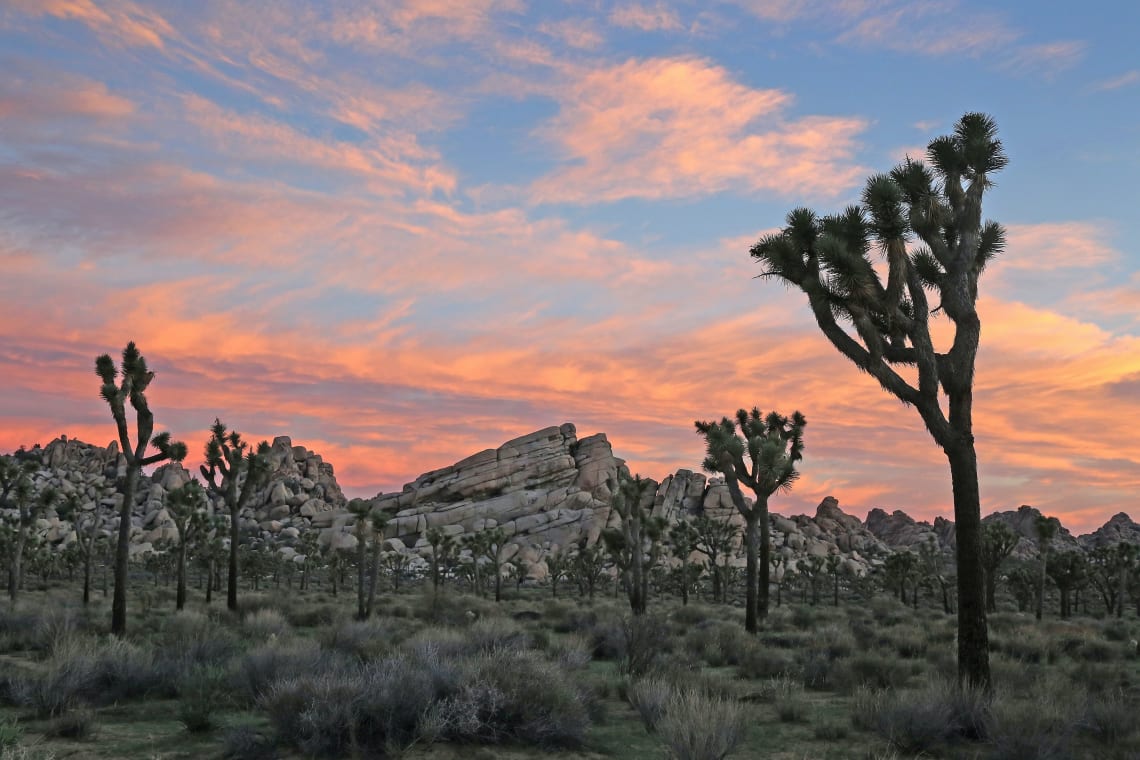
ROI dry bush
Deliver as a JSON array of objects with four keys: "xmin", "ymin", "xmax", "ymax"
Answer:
[{"xmin": 656, "ymin": 686, "xmax": 746, "ymax": 760}]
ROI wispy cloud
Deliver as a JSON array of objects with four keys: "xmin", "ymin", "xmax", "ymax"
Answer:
[
  {"xmin": 529, "ymin": 56, "xmax": 868, "ymax": 203},
  {"xmin": 609, "ymin": 2, "xmax": 685, "ymax": 32},
  {"xmin": 1091, "ymin": 69, "xmax": 1140, "ymax": 92}
]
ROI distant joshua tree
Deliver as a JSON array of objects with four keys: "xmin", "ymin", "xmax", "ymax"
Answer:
[
  {"xmin": 981, "ymin": 521, "xmax": 1018, "ymax": 613},
  {"xmin": 165, "ymin": 480, "xmax": 208, "ymax": 611},
  {"xmin": 95, "ymin": 342, "xmax": 187, "ymax": 635},
  {"xmin": 696, "ymin": 408, "xmax": 805, "ymax": 633},
  {"xmin": 750, "ymin": 113, "xmax": 1008, "ymax": 690},
  {"xmin": 200, "ymin": 419, "xmax": 271, "ymax": 612},
  {"xmin": 691, "ymin": 514, "xmax": 738, "ymax": 604},
  {"xmin": 668, "ymin": 520, "xmax": 700, "ymax": 606},
  {"xmin": 1034, "ymin": 515, "xmax": 1060, "ymax": 621},
  {"xmin": 602, "ymin": 475, "xmax": 663, "ymax": 615}
]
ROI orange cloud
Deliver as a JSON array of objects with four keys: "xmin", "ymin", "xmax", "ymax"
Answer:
[
  {"xmin": 530, "ymin": 56, "xmax": 868, "ymax": 203},
  {"xmin": 11, "ymin": 0, "xmax": 174, "ymax": 49},
  {"xmin": 1003, "ymin": 221, "xmax": 1120, "ymax": 270}
]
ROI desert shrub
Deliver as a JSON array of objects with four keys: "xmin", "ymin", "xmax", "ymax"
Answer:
[
  {"xmin": 0, "ymin": 609, "xmax": 45, "ymax": 654},
  {"xmin": 620, "ymin": 614, "xmax": 667, "ymax": 676},
  {"xmin": 627, "ymin": 677, "xmax": 671, "ymax": 732},
  {"xmin": 14, "ymin": 637, "xmax": 169, "ymax": 716},
  {"xmin": 992, "ymin": 628, "xmax": 1056, "ymax": 664},
  {"xmin": 1101, "ymin": 619, "xmax": 1132, "ymax": 642},
  {"xmin": 44, "ymin": 707, "xmax": 95, "ymax": 740},
  {"xmin": 887, "ymin": 625, "xmax": 928, "ymax": 658},
  {"xmin": 284, "ymin": 602, "xmax": 338, "ymax": 629},
  {"xmin": 860, "ymin": 678, "xmax": 988, "ymax": 754},
  {"xmin": 1067, "ymin": 661, "xmax": 1135, "ymax": 695},
  {"xmin": 789, "ymin": 605, "xmax": 820, "ymax": 629},
  {"xmin": 322, "ymin": 617, "xmax": 411, "ymax": 661},
  {"xmin": 757, "ymin": 629, "xmax": 811, "ymax": 649},
  {"xmin": 551, "ymin": 634, "xmax": 592, "ymax": 670},
  {"xmin": 232, "ymin": 639, "xmax": 341, "ymax": 706},
  {"xmin": 736, "ymin": 644, "xmax": 795, "ymax": 680},
  {"xmin": 1081, "ymin": 689, "xmax": 1140, "ymax": 746},
  {"xmin": 426, "ymin": 648, "xmax": 592, "ymax": 748},
  {"xmin": 847, "ymin": 652, "xmax": 914, "ymax": 691},
  {"xmin": 656, "ymin": 686, "xmax": 746, "ymax": 760},
  {"xmin": 772, "ymin": 676, "xmax": 809, "ymax": 723},
  {"xmin": 869, "ymin": 597, "xmax": 908, "ymax": 626},
  {"xmin": 222, "ymin": 724, "xmax": 275, "ymax": 760},
  {"xmin": 179, "ymin": 666, "xmax": 230, "ymax": 733},
  {"xmin": 984, "ymin": 692, "xmax": 1078, "ymax": 760},
  {"xmin": 34, "ymin": 609, "xmax": 80, "ymax": 657},
  {"xmin": 685, "ymin": 621, "xmax": 749, "ymax": 668},
  {"xmin": 242, "ymin": 608, "xmax": 291, "ymax": 641},
  {"xmin": 0, "ymin": 716, "xmax": 22, "ymax": 748},
  {"xmin": 1074, "ymin": 638, "xmax": 1119, "ymax": 663},
  {"xmin": 800, "ymin": 650, "xmax": 850, "ymax": 691},
  {"xmin": 814, "ymin": 721, "xmax": 849, "ymax": 740},
  {"xmin": 671, "ymin": 604, "xmax": 711, "ymax": 626}
]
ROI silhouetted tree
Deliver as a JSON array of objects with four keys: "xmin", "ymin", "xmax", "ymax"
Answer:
[
  {"xmin": 981, "ymin": 521, "xmax": 1018, "ymax": 613},
  {"xmin": 691, "ymin": 514, "xmax": 737, "ymax": 603},
  {"xmin": 1046, "ymin": 550, "xmax": 1086, "ymax": 619},
  {"xmin": 751, "ymin": 113, "xmax": 1008, "ymax": 690},
  {"xmin": 696, "ymin": 408, "xmax": 805, "ymax": 632},
  {"xmin": 200, "ymin": 420, "xmax": 270, "ymax": 612},
  {"xmin": 95, "ymin": 342, "xmax": 187, "ymax": 635},
  {"xmin": 165, "ymin": 480, "xmax": 208, "ymax": 611},
  {"xmin": 668, "ymin": 520, "xmax": 699, "ymax": 606},
  {"xmin": 602, "ymin": 475, "xmax": 662, "ymax": 615},
  {"xmin": 465, "ymin": 527, "xmax": 511, "ymax": 603},
  {"xmin": 1034, "ymin": 515, "xmax": 1059, "ymax": 621},
  {"xmin": 543, "ymin": 546, "xmax": 570, "ymax": 598}
]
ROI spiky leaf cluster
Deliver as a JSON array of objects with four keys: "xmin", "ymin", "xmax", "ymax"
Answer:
[
  {"xmin": 200, "ymin": 419, "xmax": 271, "ymax": 506},
  {"xmin": 695, "ymin": 407, "xmax": 806, "ymax": 498},
  {"xmin": 93, "ymin": 342, "xmax": 187, "ymax": 465},
  {"xmin": 750, "ymin": 113, "xmax": 1007, "ymax": 442}
]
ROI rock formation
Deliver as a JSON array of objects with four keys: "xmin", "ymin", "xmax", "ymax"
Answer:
[{"xmin": 1, "ymin": 426, "xmax": 1136, "ymax": 580}]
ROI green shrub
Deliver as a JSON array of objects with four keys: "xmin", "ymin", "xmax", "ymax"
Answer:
[
  {"xmin": 736, "ymin": 644, "xmax": 795, "ymax": 680},
  {"xmin": 772, "ymin": 676, "xmax": 809, "ymax": 723},
  {"xmin": 984, "ymin": 692, "xmax": 1077, "ymax": 760},
  {"xmin": 179, "ymin": 666, "xmax": 229, "ymax": 733},
  {"xmin": 627, "ymin": 677, "xmax": 671, "ymax": 732},
  {"xmin": 860, "ymin": 678, "xmax": 989, "ymax": 754},
  {"xmin": 656, "ymin": 687, "xmax": 746, "ymax": 760},
  {"xmin": 242, "ymin": 608, "xmax": 291, "ymax": 641},
  {"xmin": 45, "ymin": 707, "xmax": 95, "ymax": 740}
]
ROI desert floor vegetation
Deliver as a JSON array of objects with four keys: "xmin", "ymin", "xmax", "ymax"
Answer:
[{"xmin": 0, "ymin": 576, "xmax": 1138, "ymax": 760}]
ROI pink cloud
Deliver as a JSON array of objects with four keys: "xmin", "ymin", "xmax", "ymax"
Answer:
[
  {"xmin": 609, "ymin": 3, "xmax": 685, "ymax": 32},
  {"xmin": 530, "ymin": 56, "xmax": 868, "ymax": 203},
  {"xmin": 1004, "ymin": 221, "xmax": 1120, "ymax": 270},
  {"xmin": 9, "ymin": 0, "xmax": 174, "ymax": 48}
]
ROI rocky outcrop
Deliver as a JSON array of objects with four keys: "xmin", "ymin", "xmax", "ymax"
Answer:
[
  {"xmin": 1078, "ymin": 513, "xmax": 1140, "ymax": 551},
  {"xmin": 371, "ymin": 424, "xmax": 625, "ymax": 568}
]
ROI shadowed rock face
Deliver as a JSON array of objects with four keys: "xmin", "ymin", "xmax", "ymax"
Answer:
[{"xmin": 4, "ymin": 426, "xmax": 1136, "ymax": 576}]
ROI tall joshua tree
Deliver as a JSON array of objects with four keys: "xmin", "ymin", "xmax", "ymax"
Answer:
[
  {"xmin": 96, "ymin": 342, "xmax": 187, "ymax": 635},
  {"xmin": 696, "ymin": 408, "xmax": 805, "ymax": 633},
  {"xmin": 8, "ymin": 481, "xmax": 56, "ymax": 603},
  {"xmin": 200, "ymin": 419, "xmax": 271, "ymax": 612},
  {"xmin": 750, "ymin": 113, "xmax": 1008, "ymax": 690},
  {"xmin": 668, "ymin": 520, "xmax": 699, "ymax": 606}
]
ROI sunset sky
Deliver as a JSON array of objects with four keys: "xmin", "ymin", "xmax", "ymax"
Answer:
[{"xmin": 2, "ymin": 1, "xmax": 1138, "ymax": 532}]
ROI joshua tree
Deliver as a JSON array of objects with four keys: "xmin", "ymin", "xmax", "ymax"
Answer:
[
  {"xmin": 464, "ymin": 527, "xmax": 511, "ymax": 603},
  {"xmin": 425, "ymin": 527, "xmax": 456, "ymax": 594},
  {"xmin": 602, "ymin": 475, "xmax": 661, "ymax": 615},
  {"xmin": 668, "ymin": 519, "xmax": 700, "ymax": 606},
  {"xmin": 1086, "ymin": 544, "xmax": 1133, "ymax": 618},
  {"xmin": 381, "ymin": 550, "xmax": 410, "ymax": 592},
  {"xmin": 884, "ymin": 550, "xmax": 919, "ymax": 605},
  {"xmin": 1046, "ymin": 550, "xmax": 1086, "ymax": 620},
  {"xmin": 96, "ymin": 342, "xmax": 188, "ymax": 634},
  {"xmin": 691, "ymin": 514, "xmax": 738, "ymax": 603},
  {"xmin": 1034, "ymin": 515, "xmax": 1059, "ymax": 621},
  {"xmin": 980, "ymin": 521, "xmax": 1018, "ymax": 613},
  {"xmin": 11, "ymin": 484, "xmax": 56, "ymax": 602},
  {"xmin": 348, "ymin": 499, "xmax": 373, "ymax": 618},
  {"xmin": 365, "ymin": 511, "xmax": 390, "ymax": 617},
  {"xmin": 200, "ymin": 420, "xmax": 270, "ymax": 612},
  {"xmin": 770, "ymin": 552, "xmax": 789, "ymax": 607},
  {"xmin": 919, "ymin": 536, "xmax": 954, "ymax": 614},
  {"xmin": 696, "ymin": 408, "xmax": 805, "ymax": 632},
  {"xmin": 826, "ymin": 553, "xmax": 845, "ymax": 607},
  {"xmin": 570, "ymin": 539, "xmax": 607, "ymax": 600},
  {"xmin": 543, "ymin": 546, "xmax": 570, "ymax": 598},
  {"xmin": 165, "ymin": 480, "xmax": 207, "ymax": 611},
  {"xmin": 750, "ymin": 113, "xmax": 1007, "ymax": 689}
]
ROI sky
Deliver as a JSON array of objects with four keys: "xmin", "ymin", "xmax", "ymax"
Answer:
[{"xmin": 1, "ymin": 0, "xmax": 1138, "ymax": 533}]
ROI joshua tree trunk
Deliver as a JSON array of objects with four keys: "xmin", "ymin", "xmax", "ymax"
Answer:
[
  {"xmin": 365, "ymin": 538, "xmax": 381, "ymax": 618},
  {"xmin": 742, "ymin": 512, "xmax": 760, "ymax": 632},
  {"xmin": 948, "ymin": 441, "xmax": 989, "ymax": 687},
  {"xmin": 111, "ymin": 465, "xmax": 139, "ymax": 633},
  {"xmin": 176, "ymin": 540, "xmax": 188, "ymax": 611}
]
